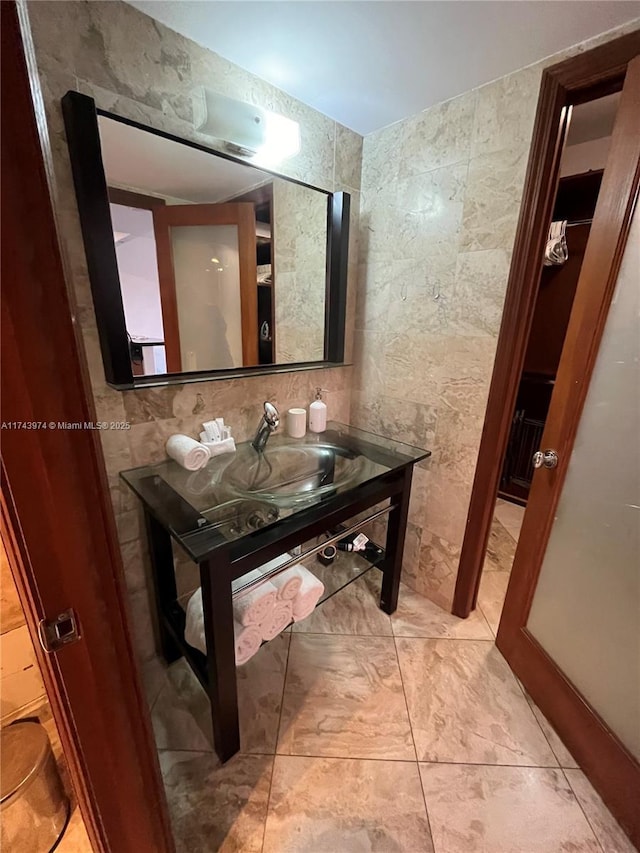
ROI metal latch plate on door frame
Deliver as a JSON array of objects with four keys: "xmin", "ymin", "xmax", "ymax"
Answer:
[{"xmin": 38, "ymin": 608, "xmax": 81, "ymax": 652}]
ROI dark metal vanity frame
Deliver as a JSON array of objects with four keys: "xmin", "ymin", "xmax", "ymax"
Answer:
[
  {"xmin": 134, "ymin": 455, "xmax": 418, "ymax": 763},
  {"xmin": 61, "ymin": 91, "xmax": 351, "ymax": 390}
]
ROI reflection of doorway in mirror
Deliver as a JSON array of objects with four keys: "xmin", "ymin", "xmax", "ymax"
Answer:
[{"xmin": 110, "ymin": 201, "xmax": 167, "ymax": 375}]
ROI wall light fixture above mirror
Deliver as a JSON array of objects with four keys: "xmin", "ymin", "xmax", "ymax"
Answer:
[
  {"xmin": 61, "ymin": 91, "xmax": 350, "ymax": 390},
  {"xmin": 193, "ymin": 88, "xmax": 301, "ymax": 164}
]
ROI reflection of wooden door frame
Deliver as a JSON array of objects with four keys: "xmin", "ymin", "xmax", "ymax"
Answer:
[
  {"xmin": 459, "ymin": 41, "xmax": 640, "ymax": 846},
  {"xmin": 2, "ymin": 4, "xmax": 174, "ymax": 849},
  {"xmin": 232, "ymin": 182, "xmax": 276, "ymax": 362},
  {"xmin": 153, "ymin": 202, "xmax": 259, "ymax": 370},
  {"xmin": 108, "ymin": 185, "xmax": 166, "ymax": 212}
]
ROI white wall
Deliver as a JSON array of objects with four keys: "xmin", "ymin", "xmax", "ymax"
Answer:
[
  {"xmin": 111, "ymin": 204, "xmax": 165, "ymax": 341},
  {"xmin": 560, "ymin": 136, "xmax": 611, "ymax": 177}
]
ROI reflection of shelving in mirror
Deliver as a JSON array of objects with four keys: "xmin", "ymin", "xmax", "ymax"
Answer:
[{"xmin": 99, "ymin": 114, "xmax": 329, "ymax": 375}]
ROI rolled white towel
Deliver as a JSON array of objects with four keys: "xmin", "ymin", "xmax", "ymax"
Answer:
[
  {"xmin": 233, "ymin": 620, "xmax": 262, "ymax": 666},
  {"xmin": 184, "ymin": 588, "xmax": 262, "ymax": 665},
  {"xmin": 234, "ymin": 579, "xmax": 278, "ymax": 627},
  {"xmin": 261, "ymin": 599, "xmax": 293, "ymax": 641},
  {"xmin": 202, "ymin": 436, "xmax": 237, "ymax": 458},
  {"xmin": 166, "ymin": 434, "xmax": 210, "ymax": 471},
  {"xmin": 269, "ymin": 565, "xmax": 305, "ymax": 601},
  {"xmin": 184, "ymin": 587, "xmax": 206, "ymax": 653},
  {"xmin": 292, "ymin": 567, "xmax": 325, "ymax": 622}
]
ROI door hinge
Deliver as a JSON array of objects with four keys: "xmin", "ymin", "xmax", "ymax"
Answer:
[{"xmin": 38, "ymin": 608, "xmax": 81, "ymax": 653}]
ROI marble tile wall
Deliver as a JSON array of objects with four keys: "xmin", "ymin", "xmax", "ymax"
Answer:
[
  {"xmin": 272, "ymin": 179, "xmax": 327, "ymax": 363},
  {"xmin": 352, "ymin": 19, "xmax": 639, "ymax": 610},
  {"xmin": 25, "ymin": 0, "xmax": 362, "ymax": 662}
]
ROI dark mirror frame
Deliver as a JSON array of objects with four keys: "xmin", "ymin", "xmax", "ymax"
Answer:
[{"xmin": 61, "ymin": 91, "xmax": 350, "ymax": 390}]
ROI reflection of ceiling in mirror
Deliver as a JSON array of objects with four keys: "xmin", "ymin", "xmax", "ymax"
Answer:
[{"xmin": 98, "ymin": 115, "xmax": 273, "ymax": 204}]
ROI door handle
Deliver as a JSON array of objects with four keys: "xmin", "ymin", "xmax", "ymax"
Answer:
[{"xmin": 532, "ymin": 449, "xmax": 559, "ymax": 469}]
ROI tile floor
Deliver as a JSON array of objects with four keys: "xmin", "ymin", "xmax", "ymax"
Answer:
[
  {"xmin": 476, "ymin": 498, "xmax": 524, "ymax": 635},
  {"xmin": 145, "ymin": 510, "xmax": 635, "ymax": 852}
]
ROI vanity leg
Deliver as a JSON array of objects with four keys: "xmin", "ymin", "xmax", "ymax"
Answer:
[
  {"xmin": 200, "ymin": 558, "xmax": 240, "ymax": 762},
  {"xmin": 144, "ymin": 511, "xmax": 181, "ymax": 663},
  {"xmin": 380, "ymin": 466, "xmax": 413, "ymax": 615}
]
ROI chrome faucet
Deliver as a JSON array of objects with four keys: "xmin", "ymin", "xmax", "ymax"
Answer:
[{"xmin": 251, "ymin": 402, "xmax": 279, "ymax": 452}]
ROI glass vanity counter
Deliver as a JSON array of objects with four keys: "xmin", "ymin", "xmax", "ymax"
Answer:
[
  {"xmin": 120, "ymin": 422, "xmax": 430, "ymax": 762},
  {"xmin": 120, "ymin": 422, "xmax": 430, "ymax": 562}
]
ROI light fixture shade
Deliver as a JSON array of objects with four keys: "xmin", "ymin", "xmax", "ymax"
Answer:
[{"xmin": 193, "ymin": 88, "xmax": 300, "ymax": 164}]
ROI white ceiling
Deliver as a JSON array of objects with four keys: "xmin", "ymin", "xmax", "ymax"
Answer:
[{"xmin": 126, "ymin": 1, "xmax": 640, "ymax": 135}]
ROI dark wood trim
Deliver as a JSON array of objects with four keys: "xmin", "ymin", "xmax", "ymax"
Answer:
[
  {"xmin": 108, "ymin": 185, "xmax": 166, "ymax": 209},
  {"xmin": 151, "ymin": 207, "xmax": 183, "ymax": 372},
  {"xmin": 1, "ymin": 4, "xmax": 174, "ymax": 849},
  {"xmin": 61, "ymin": 91, "xmax": 134, "ymax": 387},
  {"xmin": 152, "ymin": 201, "xmax": 259, "ymax": 369},
  {"xmin": 231, "ymin": 182, "xmax": 276, "ymax": 360},
  {"xmin": 500, "ymin": 51, "xmax": 639, "ymax": 846},
  {"xmin": 113, "ymin": 358, "xmax": 350, "ymax": 390},
  {"xmin": 62, "ymin": 91, "xmax": 349, "ymax": 387},
  {"xmin": 325, "ymin": 191, "xmax": 350, "ymax": 363},
  {"xmin": 236, "ymin": 202, "xmax": 260, "ymax": 366},
  {"xmin": 453, "ymin": 30, "xmax": 640, "ymax": 618},
  {"xmin": 0, "ymin": 491, "xmax": 104, "ymax": 849},
  {"xmin": 497, "ymin": 55, "xmax": 640, "ymax": 655},
  {"xmin": 498, "ymin": 629, "xmax": 640, "ymax": 849}
]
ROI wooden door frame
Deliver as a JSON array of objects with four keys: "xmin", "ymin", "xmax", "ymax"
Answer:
[
  {"xmin": 453, "ymin": 30, "xmax": 640, "ymax": 618},
  {"xmin": 453, "ymin": 33, "xmax": 640, "ymax": 846},
  {"xmin": 1, "ymin": 3, "xmax": 174, "ymax": 849},
  {"xmin": 499, "ymin": 55, "xmax": 640, "ymax": 845},
  {"xmin": 153, "ymin": 202, "xmax": 259, "ymax": 369}
]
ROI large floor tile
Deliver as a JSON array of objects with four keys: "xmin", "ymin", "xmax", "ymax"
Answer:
[
  {"xmin": 263, "ymin": 755, "xmax": 434, "ymax": 853},
  {"xmin": 392, "ymin": 583, "xmax": 493, "ymax": 639},
  {"xmin": 140, "ymin": 655, "xmax": 169, "ymax": 709},
  {"xmin": 493, "ymin": 499, "xmax": 525, "ymax": 540},
  {"xmin": 477, "ymin": 571, "xmax": 510, "ymax": 636},
  {"xmin": 151, "ymin": 660, "xmax": 212, "ymax": 752},
  {"xmin": 152, "ymin": 633, "xmax": 290, "ymax": 754},
  {"xmin": 396, "ymin": 639, "xmax": 556, "ymax": 765},
  {"xmin": 292, "ymin": 571, "xmax": 392, "ymax": 636},
  {"xmin": 565, "ymin": 769, "xmax": 636, "ymax": 853},
  {"xmin": 159, "ymin": 750, "xmax": 273, "ymax": 853},
  {"xmin": 483, "ymin": 516, "xmax": 517, "ymax": 573},
  {"xmin": 57, "ymin": 807, "xmax": 92, "ymax": 852},
  {"xmin": 277, "ymin": 634, "xmax": 415, "ymax": 760},
  {"xmin": 523, "ymin": 694, "xmax": 578, "ymax": 769},
  {"xmin": 420, "ymin": 763, "xmax": 600, "ymax": 852}
]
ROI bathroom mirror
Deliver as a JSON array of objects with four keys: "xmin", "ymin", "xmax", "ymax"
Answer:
[{"xmin": 62, "ymin": 91, "xmax": 349, "ymax": 389}]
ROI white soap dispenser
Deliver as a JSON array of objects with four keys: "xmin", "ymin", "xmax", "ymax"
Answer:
[{"xmin": 309, "ymin": 388, "xmax": 327, "ymax": 433}]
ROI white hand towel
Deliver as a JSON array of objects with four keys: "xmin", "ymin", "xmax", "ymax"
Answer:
[
  {"xmin": 269, "ymin": 566, "xmax": 305, "ymax": 601},
  {"xmin": 261, "ymin": 600, "xmax": 293, "ymax": 641},
  {"xmin": 292, "ymin": 567, "xmax": 325, "ymax": 622},
  {"xmin": 203, "ymin": 437, "xmax": 236, "ymax": 458},
  {"xmin": 166, "ymin": 434, "xmax": 209, "ymax": 471},
  {"xmin": 232, "ymin": 553, "xmax": 293, "ymax": 594},
  {"xmin": 184, "ymin": 588, "xmax": 262, "ymax": 665},
  {"xmin": 234, "ymin": 579, "xmax": 278, "ymax": 627}
]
